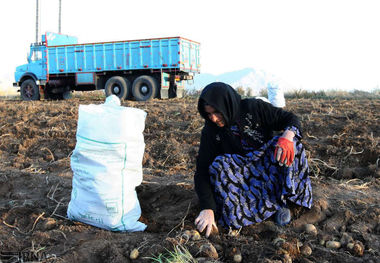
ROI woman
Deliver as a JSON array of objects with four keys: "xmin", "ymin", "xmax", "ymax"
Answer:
[{"xmin": 194, "ymin": 82, "xmax": 312, "ymax": 237}]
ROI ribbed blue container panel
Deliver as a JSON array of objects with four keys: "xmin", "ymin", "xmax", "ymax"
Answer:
[{"xmin": 47, "ymin": 37, "xmax": 200, "ymax": 74}]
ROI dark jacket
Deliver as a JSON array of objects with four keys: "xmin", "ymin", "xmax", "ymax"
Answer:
[{"xmin": 194, "ymin": 82, "xmax": 301, "ymax": 211}]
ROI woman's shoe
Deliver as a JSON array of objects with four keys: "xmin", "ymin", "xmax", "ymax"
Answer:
[{"xmin": 275, "ymin": 207, "xmax": 291, "ymax": 226}]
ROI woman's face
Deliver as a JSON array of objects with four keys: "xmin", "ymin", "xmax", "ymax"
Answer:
[{"xmin": 204, "ymin": 105, "xmax": 225, "ymax": 127}]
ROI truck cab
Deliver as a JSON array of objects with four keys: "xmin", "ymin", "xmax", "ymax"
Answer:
[
  {"xmin": 14, "ymin": 43, "xmax": 47, "ymax": 100},
  {"xmin": 14, "ymin": 33, "xmax": 78, "ymax": 100},
  {"xmin": 15, "ymin": 43, "xmax": 47, "ymax": 83}
]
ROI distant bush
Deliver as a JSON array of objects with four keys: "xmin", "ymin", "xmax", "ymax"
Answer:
[
  {"xmin": 183, "ymin": 89, "xmax": 201, "ymax": 98},
  {"xmin": 182, "ymin": 87, "xmax": 380, "ymax": 100},
  {"xmin": 258, "ymin": 88, "xmax": 268, "ymax": 98},
  {"xmin": 372, "ymin": 88, "xmax": 380, "ymax": 96},
  {"xmin": 236, "ymin": 86, "xmax": 245, "ymax": 96},
  {"xmin": 285, "ymin": 89, "xmax": 380, "ymax": 99},
  {"xmin": 246, "ymin": 88, "xmax": 254, "ymax": 97}
]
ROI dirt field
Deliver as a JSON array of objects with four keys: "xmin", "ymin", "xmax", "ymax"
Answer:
[{"xmin": 0, "ymin": 96, "xmax": 379, "ymax": 263}]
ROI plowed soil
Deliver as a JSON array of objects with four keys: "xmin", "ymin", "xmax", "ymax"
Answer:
[{"xmin": 0, "ymin": 96, "xmax": 379, "ymax": 263}]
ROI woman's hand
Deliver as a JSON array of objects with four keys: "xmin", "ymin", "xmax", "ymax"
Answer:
[
  {"xmin": 194, "ymin": 209, "xmax": 217, "ymax": 237},
  {"xmin": 274, "ymin": 130, "xmax": 295, "ymax": 166}
]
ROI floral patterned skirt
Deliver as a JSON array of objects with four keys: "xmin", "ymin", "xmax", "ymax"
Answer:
[{"xmin": 209, "ymin": 136, "xmax": 312, "ymax": 228}]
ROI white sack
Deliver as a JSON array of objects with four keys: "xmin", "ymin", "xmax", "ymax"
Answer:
[
  {"xmin": 267, "ymin": 80, "xmax": 286, "ymax": 108},
  {"xmin": 67, "ymin": 95, "xmax": 147, "ymax": 231}
]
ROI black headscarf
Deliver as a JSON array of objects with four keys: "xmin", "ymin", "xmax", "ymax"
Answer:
[{"xmin": 198, "ymin": 82, "xmax": 241, "ymax": 128}]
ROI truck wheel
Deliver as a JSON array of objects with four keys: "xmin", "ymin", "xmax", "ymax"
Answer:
[
  {"xmin": 62, "ymin": 85, "xmax": 72, "ymax": 100},
  {"xmin": 20, "ymin": 79, "xmax": 40, "ymax": 101},
  {"xmin": 132, "ymin": 75, "xmax": 158, "ymax": 101},
  {"xmin": 104, "ymin": 76, "xmax": 130, "ymax": 100}
]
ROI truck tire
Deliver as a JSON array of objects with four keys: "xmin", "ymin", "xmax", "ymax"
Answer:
[
  {"xmin": 132, "ymin": 75, "xmax": 158, "ymax": 101},
  {"xmin": 20, "ymin": 79, "xmax": 40, "ymax": 101},
  {"xmin": 104, "ymin": 76, "xmax": 130, "ymax": 100},
  {"xmin": 62, "ymin": 90, "xmax": 72, "ymax": 100},
  {"xmin": 48, "ymin": 90, "xmax": 71, "ymax": 100},
  {"xmin": 45, "ymin": 88, "xmax": 63, "ymax": 100}
]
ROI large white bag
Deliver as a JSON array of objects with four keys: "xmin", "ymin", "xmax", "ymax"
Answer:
[
  {"xmin": 267, "ymin": 79, "xmax": 286, "ymax": 108},
  {"xmin": 67, "ymin": 95, "xmax": 147, "ymax": 231}
]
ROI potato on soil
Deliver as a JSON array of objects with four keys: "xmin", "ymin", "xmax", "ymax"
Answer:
[
  {"xmin": 200, "ymin": 243, "xmax": 218, "ymax": 259},
  {"xmin": 129, "ymin": 248, "xmax": 139, "ymax": 260}
]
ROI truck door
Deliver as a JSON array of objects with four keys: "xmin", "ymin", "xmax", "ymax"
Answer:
[{"xmin": 29, "ymin": 45, "xmax": 47, "ymax": 80}]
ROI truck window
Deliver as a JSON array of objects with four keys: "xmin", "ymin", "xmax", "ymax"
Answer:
[{"xmin": 31, "ymin": 50, "xmax": 42, "ymax": 61}]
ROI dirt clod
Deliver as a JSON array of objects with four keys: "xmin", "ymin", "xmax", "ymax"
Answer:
[
  {"xmin": 340, "ymin": 232, "xmax": 353, "ymax": 246},
  {"xmin": 42, "ymin": 217, "xmax": 57, "ymax": 231},
  {"xmin": 351, "ymin": 241, "xmax": 365, "ymax": 257},
  {"xmin": 273, "ymin": 237, "xmax": 286, "ymax": 247}
]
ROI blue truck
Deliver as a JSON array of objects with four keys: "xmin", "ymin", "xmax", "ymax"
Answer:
[{"xmin": 14, "ymin": 32, "xmax": 200, "ymax": 101}]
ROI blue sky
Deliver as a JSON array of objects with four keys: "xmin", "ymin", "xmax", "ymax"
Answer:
[{"xmin": 1, "ymin": 0, "xmax": 379, "ymax": 91}]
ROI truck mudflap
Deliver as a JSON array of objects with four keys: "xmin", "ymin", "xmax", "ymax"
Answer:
[
  {"xmin": 160, "ymin": 72, "xmax": 170, "ymax": 99},
  {"xmin": 176, "ymin": 80, "xmax": 185, "ymax": 98}
]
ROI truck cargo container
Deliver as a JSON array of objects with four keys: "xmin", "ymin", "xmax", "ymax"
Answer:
[{"xmin": 14, "ymin": 32, "xmax": 200, "ymax": 101}]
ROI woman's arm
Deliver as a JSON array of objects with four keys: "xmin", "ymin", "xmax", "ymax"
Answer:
[
  {"xmin": 281, "ymin": 129, "xmax": 295, "ymax": 141},
  {"xmin": 250, "ymin": 99, "xmax": 302, "ymax": 166},
  {"xmin": 254, "ymin": 99, "xmax": 302, "ymax": 136},
  {"xmin": 194, "ymin": 124, "xmax": 219, "ymax": 236},
  {"xmin": 194, "ymin": 124, "xmax": 218, "ymax": 211}
]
